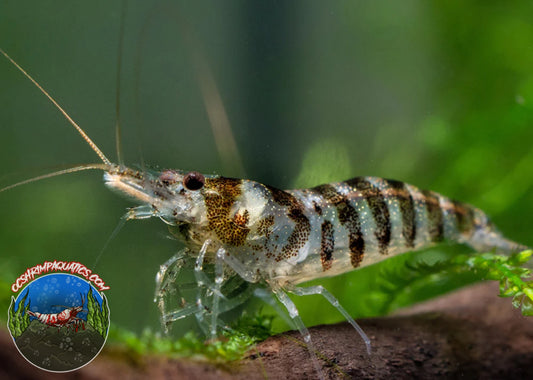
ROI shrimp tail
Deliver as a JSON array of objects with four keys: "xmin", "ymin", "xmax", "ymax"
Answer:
[{"xmin": 465, "ymin": 208, "xmax": 530, "ymax": 254}]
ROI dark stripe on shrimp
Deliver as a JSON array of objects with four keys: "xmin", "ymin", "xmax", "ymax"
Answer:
[
  {"xmin": 421, "ymin": 189, "xmax": 444, "ymax": 242},
  {"xmin": 265, "ymin": 185, "xmax": 311, "ymax": 262},
  {"xmin": 384, "ymin": 179, "xmax": 416, "ymax": 248},
  {"xmin": 312, "ymin": 184, "xmax": 365, "ymax": 267},
  {"xmin": 320, "ymin": 220, "xmax": 335, "ymax": 271},
  {"xmin": 346, "ymin": 177, "xmax": 391, "ymax": 255},
  {"xmin": 451, "ymin": 200, "xmax": 476, "ymax": 234}
]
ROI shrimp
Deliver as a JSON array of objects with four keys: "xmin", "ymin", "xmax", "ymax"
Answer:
[
  {"xmin": 1, "ymin": 48, "xmax": 529, "ymax": 378},
  {"xmin": 27, "ymin": 294, "xmax": 86, "ymax": 331}
]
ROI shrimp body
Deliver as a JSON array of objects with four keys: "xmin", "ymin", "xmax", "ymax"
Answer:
[
  {"xmin": 103, "ymin": 165, "xmax": 529, "ymax": 356},
  {"xmin": 105, "ymin": 168, "xmax": 527, "ymax": 287}
]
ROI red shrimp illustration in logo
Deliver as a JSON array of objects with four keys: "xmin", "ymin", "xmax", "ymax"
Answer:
[{"xmin": 27, "ymin": 293, "xmax": 86, "ymax": 331}]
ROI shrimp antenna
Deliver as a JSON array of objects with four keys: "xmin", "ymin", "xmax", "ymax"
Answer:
[
  {"xmin": 0, "ymin": 48, "xmax": 111, "ymax": 166},
  {"xmin": 114, "ymin": 0, "xmax": 127, "ymax": 165},
  {"xmin": 134, "ymin": 3, "xmax": 245, "ymax": 177},
  {"xmin": 0, "ymin": 164, "xmax": 109, "ymax": 193},
  {"xmin": 183, "ymin": 24, "xmax": 245, "ymax": 177}
]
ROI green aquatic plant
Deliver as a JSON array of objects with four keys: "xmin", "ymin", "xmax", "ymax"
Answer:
[
  {"xmin": 8, "ymin": 290, "xmax": 30, "ymax": 338},
  {"xmin": 375, "ymin": 249, "xmax": 533, "ymax": 316},
  {"xmin": 86, "ymin": 287, "xmax": 110, "ymax": 338},
  {"xmin": 108, "ymin": 313, "xmax": 274, "ymax": 361}
]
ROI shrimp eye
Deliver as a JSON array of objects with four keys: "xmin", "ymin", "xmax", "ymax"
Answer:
[{"xmin": 183, "ymin": 171, "xmax": 205, "ymax": 191}]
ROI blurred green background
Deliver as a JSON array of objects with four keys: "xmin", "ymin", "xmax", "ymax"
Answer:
[{"xmin": 1, "ymin": 0, "xmax": 533, "ymax": 336}]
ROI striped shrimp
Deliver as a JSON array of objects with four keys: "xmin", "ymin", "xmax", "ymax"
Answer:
[{"xmin": 2, "ymin": 48, "xmax": 529, "ymax": 375}]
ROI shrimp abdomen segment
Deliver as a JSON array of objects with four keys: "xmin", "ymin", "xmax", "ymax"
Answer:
[{"xmin": 277, "ymin": 176, "xmax": 520, "ymax": 284}]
